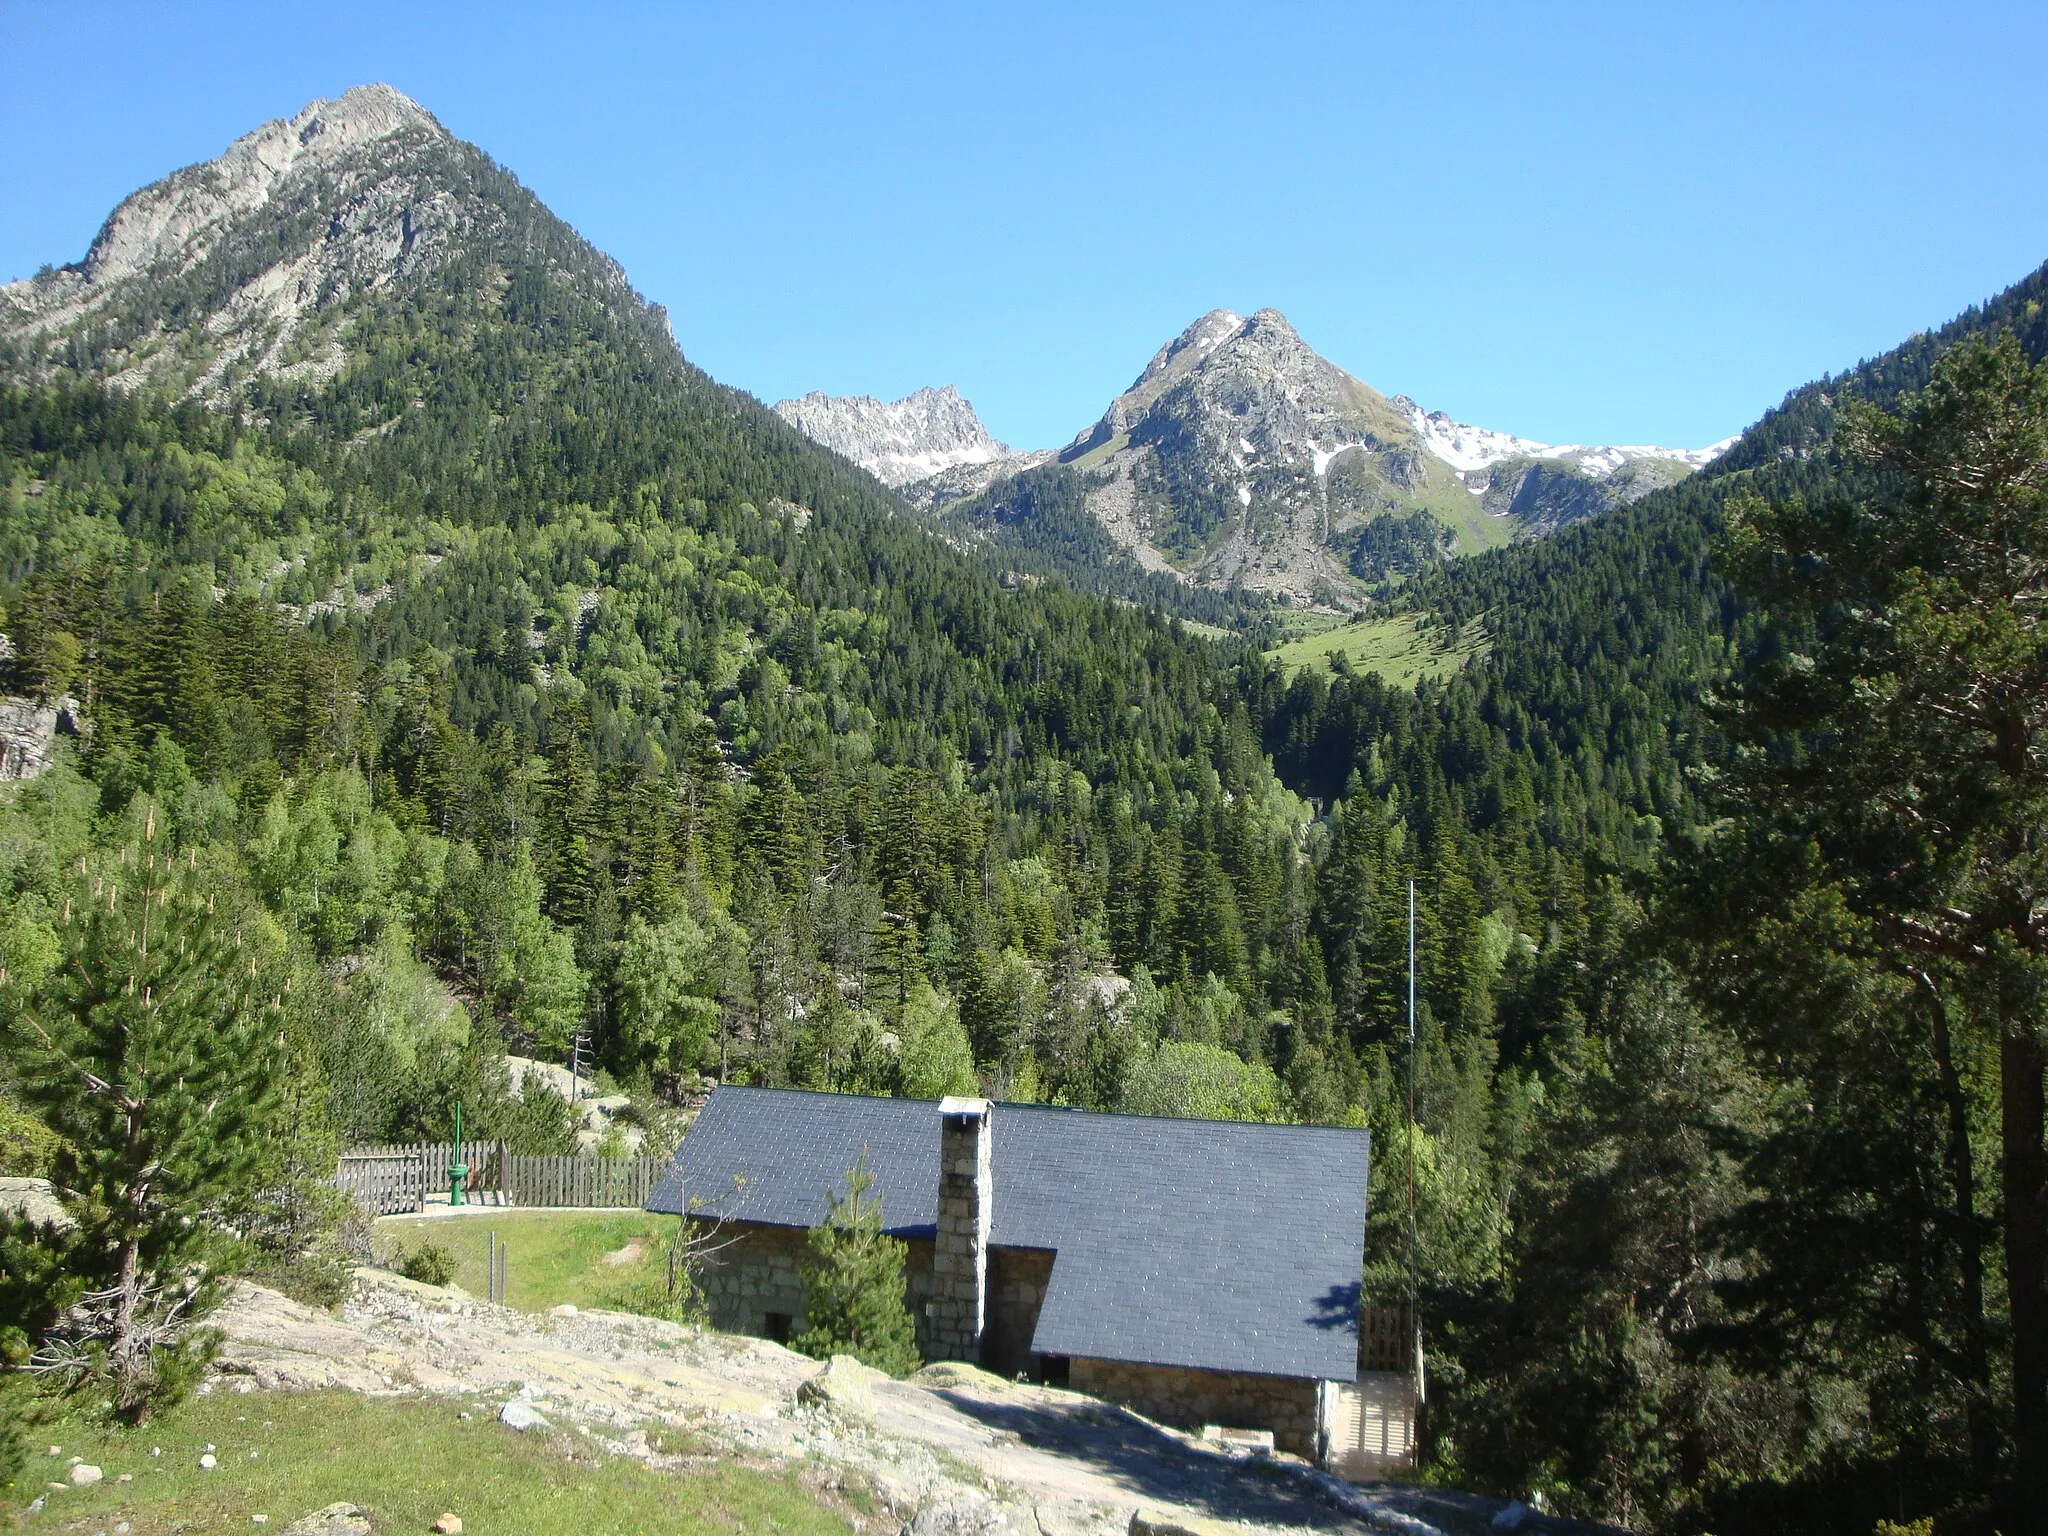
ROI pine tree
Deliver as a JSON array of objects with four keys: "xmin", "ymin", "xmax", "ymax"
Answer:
[
  {"xmin": 3, "ymin": 802, "xmax": 287, "ymax": 1420},
  {"xmin": 792, "ymin": 1151, "xmax": 920, "ymax": 1377}
]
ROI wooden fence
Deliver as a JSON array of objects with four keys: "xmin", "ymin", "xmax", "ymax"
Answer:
[
  {"xmin": 336, "ymin": 1142, "xmax": 663, "ymax": 1214},
  {"xmin": 336, "ymin": 1149, "xmax": 427, "ymax": 1215},
  {"xmin": 505, "ymin": 1153, "xmax": 664, "ymax": 1209},
  {"xmin": 1359, "ymin": 1305, "xmax": 1416, "ymax": 1374}
]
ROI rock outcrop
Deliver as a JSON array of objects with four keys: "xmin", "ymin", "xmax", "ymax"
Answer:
[
  {"xmin": 0, "ymin": 694, "xmax": 84, "ymax": 780},
  {"xmin": 909, "ymin": 308, "xmax": 1732, "ymax": 601},
  {"xmin": 772, "ymin": 386, "xmax": 1015, "ymax": 488},
  {"xmin": 1046, "ymin": 308, "xmax": 1434, "ymax": 600},
  {"xmin": 0, "ymin": 84, "xmax": 648, "ymax": 412}
]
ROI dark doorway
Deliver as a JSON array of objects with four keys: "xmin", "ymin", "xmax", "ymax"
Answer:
[
  {"xmin": 764, "ymin": 1311, "xmax": 793, "ymax": 1344},
  {"xmin": 1040, "ymin": 1354, "xmax": 1070, "ymax": 1387}
]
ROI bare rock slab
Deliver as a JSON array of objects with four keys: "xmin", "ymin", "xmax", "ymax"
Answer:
[{"xmin": 280, "ymin": 1505, "xmax": 373, "ymax": 1536}]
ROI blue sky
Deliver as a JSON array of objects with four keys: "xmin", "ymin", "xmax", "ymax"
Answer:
[{"xmin": 5, "ymin": 2, "xmax": 2046, "ymax": 452}]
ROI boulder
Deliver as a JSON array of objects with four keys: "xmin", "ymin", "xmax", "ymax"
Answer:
[
  {"xmin": 68, "ymin": 1463, "xmax": 103, "ymax": 1487},
  {"xmin": 433, "ymin": 1515, "xmax": 463, "ymax": 1534},
  {"xmin": 1490, "ymin": 1503, "xmax": 1531, "ymax": 1532},
  {"xmin": 0, "ymin": 1178, "xmax": 74, "ymax": 1232},
  {"xmin": 796, "ymin": 1354, "xmax": 877, "ymax": 1420},
  {"xmin": 280, "ymin": 1504, "xmax": 373, "ymax": 1536},
  {"xmin": 499, "ymin": 1400, "xmax": 551, "ymax": 1432}
]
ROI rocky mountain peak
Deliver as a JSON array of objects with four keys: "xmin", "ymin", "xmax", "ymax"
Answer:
[
  {"xmin": 60, "ymin": 85, "xmax": 443, "ymax": 293},
  {"xmin": 0, "ymin": 84, "xmax": 546, "ymax": 404},
  {"xmin": 772, "ymin": 385, "xmax": 1014, "ymax": 488}
]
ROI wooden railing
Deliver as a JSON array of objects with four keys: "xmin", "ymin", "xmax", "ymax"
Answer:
[{"xmin": 336, "ymin": 1142, "xmax": 663, "ymax": 1214}]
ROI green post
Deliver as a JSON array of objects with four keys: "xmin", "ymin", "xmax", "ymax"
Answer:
[{"xmin": 450, "ymin": 1100, "xmax": 468, "ymax": 1208}]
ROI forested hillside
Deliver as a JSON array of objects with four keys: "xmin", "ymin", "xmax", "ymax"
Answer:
[{"xmin": 3, "ymin": 84, "xmax": 2045, "ymax": 1534}]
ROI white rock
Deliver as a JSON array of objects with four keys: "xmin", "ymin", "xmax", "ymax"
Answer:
[
  {"xmin": 68, "ymin": 1464, "xmax": 103, "ymax": 1487},
  {"xmin": 1489, "ymin": 1502, "xmax": 1530, "ymax": 1531},
  {"xmin": 796, "ymin": 1354, "xmax": 877, "ymax": 1421},
  {"xmin": 499, "ymin": 1400, "xmax": 551, "ymax": 1433},
  {"xmin": 550, "ymin": 1304, "xmax": 578, "ymax": 1317},
  {"xmin": 199, "ymin": 1453, "xmax": 217, "ymax": 1470},
  {"xmin": 772, "ymin": 388, "xmax": 1014, "ymax": 489}
]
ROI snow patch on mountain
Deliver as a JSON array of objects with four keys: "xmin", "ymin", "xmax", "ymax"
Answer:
[
  {"xmin": 1391, "ymin": 396, "xmax": 1734, "ymax": 478},
  {"xmin": 773, "ymin": 386, "xmax": 1013, "ymax": 488}
]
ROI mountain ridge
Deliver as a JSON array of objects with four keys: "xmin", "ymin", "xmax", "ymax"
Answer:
[
  {"xmin": 770, "ymin": 385, "xmax": 1012, "ymax": 488},
  {"xmin": 781, "ymin": 307, "xmax": 1733, "ymax": 603}
]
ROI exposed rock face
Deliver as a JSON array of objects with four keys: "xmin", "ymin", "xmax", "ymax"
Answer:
[
  {"xmin": 0, "ymin": 84, "xmax": 644, "ymax": 409},
  {"xmin": 1050, "ymin": 308, "xmax": 1433, "ymax": 600},
  {"xmin": 896, "ymin": 448, "xmax": 1053, "ymax": 514},
  {"xmin": 772, "ymin": 386, "xmax": 1014, "ymax": 488},
  {"xmin": 1474, "ymin": 453, "xmax": 1694, "ymax": 537},
  {"xmin": 0, "ymin": 694, "xmax": 84, "ymax": 780},
  {"xmin": 918, "ymin": 309, "xmax": 1731, "ymax": 601}
]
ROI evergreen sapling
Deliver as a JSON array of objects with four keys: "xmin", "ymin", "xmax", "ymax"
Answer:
[
  {"xmin": 3, "ymin": 803, "xmax": 287, "ymax": 1421},
  {"xmin": 793, "ymin": 1150, "xmax": 920, "ymax": 1378}
]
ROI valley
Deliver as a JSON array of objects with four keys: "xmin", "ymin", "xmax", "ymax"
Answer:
[{"xmin": 3, "ymin": 77, "xmax": 2046, "ymax": 1536}]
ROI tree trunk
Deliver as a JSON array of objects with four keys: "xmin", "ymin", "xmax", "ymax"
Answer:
[
  {"xmin": 2003, "ymin": 1023, "xmax": 2048, "ymax": 1475},
  {"xmin": 111, "ymin": 1232, "xmax": 150, "ymax": 1422},
  {"xmin": 1922, "ymin": 973, "xmax": 1994, "ymax": 1477}
]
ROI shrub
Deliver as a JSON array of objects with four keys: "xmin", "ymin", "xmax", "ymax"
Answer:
[{"xmin": 395, "ymin": 1240, "xmax": 456, "ymax": 1288}]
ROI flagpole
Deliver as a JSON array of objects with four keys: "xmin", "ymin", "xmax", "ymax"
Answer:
[{"xmin": 1406, "ymin": 878, "xmax": 1419, "ymax": 1369}]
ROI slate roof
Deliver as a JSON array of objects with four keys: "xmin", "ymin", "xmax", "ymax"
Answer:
[{"xmin": 649, "ymin": 1086, "xmax": 1368, "ymax": 1382}]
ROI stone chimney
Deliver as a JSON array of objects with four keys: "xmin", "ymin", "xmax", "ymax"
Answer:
[{"xmin": 928, "ymin": 1096, "xmax": 992, "ymax": 1361}]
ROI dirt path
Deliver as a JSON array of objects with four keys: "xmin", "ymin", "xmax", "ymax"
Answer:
[{"xmin": 215, "ymin": 1271, "xmax": 1521, "ymax": 1536}]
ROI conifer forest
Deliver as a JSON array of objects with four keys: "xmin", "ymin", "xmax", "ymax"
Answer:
[{"xmin": 4, "ymin": 77, "xmax": 2048, "ymax": 1536}]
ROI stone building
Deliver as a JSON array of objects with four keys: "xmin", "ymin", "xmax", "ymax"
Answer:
[{"xmin": 648, "ymin": 1087, "xmax": 1382, "ymax": 1465}]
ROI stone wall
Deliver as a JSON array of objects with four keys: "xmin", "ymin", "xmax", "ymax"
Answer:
[
  {"xmin": 695, "ymin": 1222, "xmax": 810, "ymax": 1340},
  {"xmin": 692, "ymin": 1220, "xmax": 936, "ymax": 1352},
  {"xmin": 984, "ymin": 1246, "xmax": 1054, "ymax": 1379},
  {"xmin": 1068, "ymin": 1357, "xmax": 1324, "ymax": 1460}
]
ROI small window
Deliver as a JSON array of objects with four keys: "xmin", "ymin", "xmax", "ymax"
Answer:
[
  {"xmin": 1040, "ymin": 1354, "xmax": 1070, "ymax": 1387},
  {"xmin": 763, "ymin": 1311, "xmax": 793, "ymax": 1345}
]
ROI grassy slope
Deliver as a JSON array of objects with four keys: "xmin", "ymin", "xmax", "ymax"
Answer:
[
  {"xmin": 1265, "ymin": 614, "xmax": 1487, "ymax": 685},
  {"xmin": 374, "ymin": 1211, "xmax": 683, "ymax": 1313},
  {"xmin": 1413, "ymin": 456, "xmax": 1516, "ymax": 555},
  {"xmin": 17, "ymin": 1389, "xmax": 854, "ymax": 1536}
]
